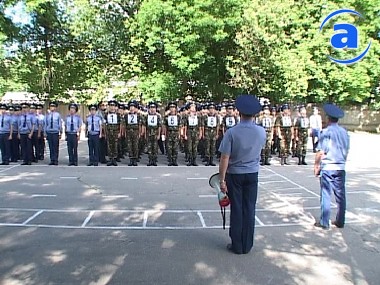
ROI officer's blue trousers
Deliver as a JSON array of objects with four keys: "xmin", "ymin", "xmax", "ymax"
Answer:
[
  {"xmin": 88, "ymin": 134, "xmax": 99, "ymax": 164},
  {"xmin": 10, "ymin": 132, "xmax": 20, "ymax": 161},
  {"xmin": 47, "ymin": 133, "xmax": 59, "ymax": 163},
  {"xmin": 0, "ymin": 133, "xmax": 11, "ymax": 163},
  {"xmin": 20, "ymin": 134, "xmax": 32, "ymax": 163},
  {"xmin": 66, "ymin": 133, "xmax": 78, "ymax": 164},
  {"xmin": 226, "ymin": 172, "xmax": 258, "ymax": 254},
  {"xmin": 319, "ymin": 170, "xmax": 346, "ymax": 227}
]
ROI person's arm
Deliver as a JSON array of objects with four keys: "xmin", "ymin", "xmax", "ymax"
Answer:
[
  {"xmin": 219, "ymin": 154, "xmax": 229, "ymax": 193},
  {"xmin": 314, "ymin": 151, "xmax": 323, "ymax": 177}
]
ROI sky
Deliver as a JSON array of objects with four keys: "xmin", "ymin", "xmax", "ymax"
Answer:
[{"xmin": 4, "ymin": 1, "xmax": 31, "ymax": 26}]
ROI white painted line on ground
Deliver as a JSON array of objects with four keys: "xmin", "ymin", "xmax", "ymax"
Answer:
[
  {"xmin": 268, "ymin": 187, "xmax": 303, "ymax": 191},
  {"xmin": 31, "ymin": 194, "xmax": 57, "ymax": 198},
  {"xmin": 121, "ymin": 177, "xmax": 138, "ymax": 180},
  {"xmin": 346, "ymin": 191, "xmax": 371, "ymax": 194},
  {"xmin": 199, "ymin": 194, "xmax": 217, "ymax": 198},
  {"xmin": 264, "ymin": 167, "xmax": 320, "ymax": 198},
  {"xmin": 259, "ymin": 181, "xmax": 285, "ymax": 184},
  {"xmin": 187, "ymin": 177, "xmax": 208, "ymax": 180},
  {"xmin": 197, "ymin": 211, "xmax": 206, "ymax": 227},
  {"xmin": 255, "ymin": 215, "xmax": 264, "ymax": 226},
  {"xmin": 22, "ymin": 210, "xmax": 44, "ymax": 225},
  {"xmin": 0, "ymin": 164, "xmax": 20, "ymax": 173},
  {"xmin": 276, "ymin": 192, "xmax": 303, "ymax": 196},
  {"xmin": 102, "ymin": 195, "xmax": 129, "ymax": 198},
  {"xmin": 142, "ymin": 211, "xmax": 148, "ymax": 228},
  {"xmin": 60, "ymin": 176, "xmax": 78, "ymax": 179},
  {"xmin": 81, "ymin": 211, "xmax": 95, "ymax": 228}
]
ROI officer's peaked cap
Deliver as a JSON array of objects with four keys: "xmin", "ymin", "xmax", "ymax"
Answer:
[{"xmin": 235, "ymin": 95, "xmax": 261, "ymax": 116}]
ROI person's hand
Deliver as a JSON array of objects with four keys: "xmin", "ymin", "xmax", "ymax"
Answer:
[
  {"xmin": 184, "ymin": 135, "xmax": 187, "ymax": 140},
  {"xmin": 314, "ymin": 164, "xmax": 321, "ymax": 177},
  {"xmin": 28, "ymin": 133, "xmax": 32, "ymax": 139},
  {"xmin": 220, "ymin": 181, "xmax": 228, "ymax": 193},
  {"xmin": 8, "ymin": 135, "xmax": 11, "ymax": 140}
]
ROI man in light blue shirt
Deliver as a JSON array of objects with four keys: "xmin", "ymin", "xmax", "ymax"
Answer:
[
  {"xmin": 314, "ymin": 104, "xmax": 350, "ymax": 230},
  {"xmin": 218, "ymin": 95, "xmax": 266, "ymax": 254},
  {"xmin": 64, "ymin": 103, "xmax": 82, "ymax": 166},
  {"xmin": 0, "ymin": 104, "xmax": 13, "ymax": 165},
  {"xmin": 86, "ymin": 104, "xmax": 103, "ymax": 166},
  {"xmin": 18, "ymin": 103, "xmax": 36, "ymax": 165},
  {"xmin": 44, "ymin": 101, "xmax": 62, "ymax": 165}
]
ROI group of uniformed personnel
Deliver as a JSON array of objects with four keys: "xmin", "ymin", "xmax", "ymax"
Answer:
[{"xmin": 0, "ymin": 99, "xmax": 319, "ymax": 167}]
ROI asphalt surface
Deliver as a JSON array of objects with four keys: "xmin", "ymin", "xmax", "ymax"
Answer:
[{"xmin": 0, "ymin": 132, "xmax": 379, "ymax": 285}]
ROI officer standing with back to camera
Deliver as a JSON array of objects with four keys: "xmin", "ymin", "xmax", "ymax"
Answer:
[
  {"xmin": 65, "ymin": 103, "xmax": 82, "ymax": 166},
  {"xmin": 85, "ymin": 104, "xmax": 102, "ymax": 166},
  {"xmin": 45, "ymin": 101, "xmax": 62, "ymax": 165},
  {"xmin": 314, "ymin": 104, "xmax": 349, "ymax": 230},
  {"xmin": 218, "ymin": 95, "xmax": 266, "ymax": 254}
]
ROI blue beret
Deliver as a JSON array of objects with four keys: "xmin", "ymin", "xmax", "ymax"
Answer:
[
  {"xmin": 323, "ymin": 104, "xmax": 344, "ymax": 119},
  {"xmin": 235, "ymin": 95, "xmax": 261, "ymax": 116}
]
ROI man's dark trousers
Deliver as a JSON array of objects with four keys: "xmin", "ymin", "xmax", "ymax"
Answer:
[
  {"xmin": 47, "ymin": 133, "xmax": 59, "ymax": 163},
  {"xmin": 226, "ymin": 172, "xmax": 259, "ymax": 254}
]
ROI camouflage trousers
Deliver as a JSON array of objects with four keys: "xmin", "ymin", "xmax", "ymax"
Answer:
[
  {"xmin": 204, "ymin": 128, "xmax": 217, "ymax": 158},
  {"xmin": 166, "ymin": 130, "xmax": 179, "ymax": 160},
  {"xmin": 297, "ymin": 129, "xmax": 309, "ymax": 156},
  {"xmin": 107, "ymin": 126, "xmax": 119, "ymax": 159},
  {"xmin": 261, "ymin": 130, "xmax": 272, "ymax": 158},
  {"xmin": 126, "ymin": 128, "xmax": 139, "ymax": 159},
  {"xmin": 279, "ymin": 128, "xmax": 292, "ymax": 157},
  {"xmin": 147, "ymin": 129, "xmax": 159, "ymax": 160},
  {"xmin": 186, "ymin": 128, "xmax": 199, "ymax": 158}
]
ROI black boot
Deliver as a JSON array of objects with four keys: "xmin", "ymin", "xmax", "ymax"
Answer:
[
  {"xmin": 133, "ymin": 159, "xmax": 138, "ymax": 166},
  {"xmin": 187, "ymin": 157, "xmax": 192, "ymax": 166},
  {"xmin": 284, "ymin": 157, "xmax": 290, "ymax": 165},
  {"xmin": 168, "ymin": 157, "xmax": 173, "ymax": 166},
  {"xmin": 302, "ymin": 156, "xmax": 307, "ymax": 165},
  {"xmin": 152, "ymin": 158, "xmax": 157, "ymax": 166},
  {"xmin": 209, "ymin": 157, "xmax": 216, "ymax": 166},
  {"xmin": 264, "ymin": 156, "xmax": 271, "ymax": 165},
  {"xmin": 147, "ymin": 158, "xmax": 152, "ymax": 166},
  {"xmin": 128, "ymin": 159, "xmax": 133, "ymax": 166},
  {"xmin": 107, "ymin": 159, "xmax": 114, "ymax": 166},
  {"xmin": 192, "ymin": 157, "xmax": 198, "ymax": 166},
  {"xmin": 260, "ymin": 156, "xmax": 265, "ymax": 166},
  {"xmin": 205, "ymin": 157, "xmax": 210, "ymax": 166},
  {"xmin": 113, "ymin": 159, "xmax": 118, "ymax": 166},
  {"xmin": 298, "ymin": 156, "xmax": 302, "ymax": 165},
  {"xmin": 172, "ymin": 158, "xmax": 178, "ymax": 166}
]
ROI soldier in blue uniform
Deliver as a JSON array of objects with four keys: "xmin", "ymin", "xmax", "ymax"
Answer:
[
  {"xmin": 314, "ymin": 104, "xmax": 350, "ymax": 230},
  {"xmin": 65, "ymin": 103, "xmax": 82, "ymax": 166},
  {"xmin": 18, "ymin": 103, "xmax": 36, "ymax": 165},
  {"xmin": 36, "ymin": 104, "xmax": 46, "ymax": 160},
  {"xmin": 29, "ymin": 103, "xmax": 39, "ymax": 162},
  {"xmin": 219, "ymin": 95, "xmax": 266, "ymax": 254},
  {"xmin": 0, "ymin": 104, "xmax": 13, "ymax": 165},
  {"xmin": 85, "ymin": 104, "xmax": 102, "ymax": 166},
  {"xmin": 10, "ymin": 105, "xmax": 21, "ymax": 162},
  {"xmin": 45, "ymin": 101, "xmax": 62, "ymax": 165}
]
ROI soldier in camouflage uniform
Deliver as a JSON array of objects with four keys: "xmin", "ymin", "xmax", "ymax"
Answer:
[
  {"xmin": 163, "ymin": 101, "xmax": 182, "ymax": 166},
  {"xmin": 104, "ymin": 100, "xmax": 123, "ymax": 166},
  {"xmin": 270, "ymin": 106, "xmax": 279, "ymax": 155},
  {"xmin": 294, "ymin": 106, "xmax": 309, "ymax": 165},
  {"xmin": 142, "ymin": 102, "xmax": 161, "ymax": 166},
  {"xmin": 275, "ymin": 104, "xmax": 293, "ymax": 165},
  {"xmin": 222, "ymin": 103, "xmax": 237, "ymax": 134},
  {"xmin": 183, "ymin": 102, "xmax": 202, "ymax": 166},
  {"xmin": 203, "ymin": 102, "xmax": 219, "ymax": 166},
  {"xmin": 291, "ymin": 106, "xmax": 300, "ymax": 157},
  {"xmin": 125, "ymin": 100, "xmax": 141, "ymax": 166},
  {"xmin": 117, "ymin": 103, "xmax": 126, "ymax": 162},
  {"xmin": 259, "ymin": 104, "xmax": 274, "ymax": 165}
]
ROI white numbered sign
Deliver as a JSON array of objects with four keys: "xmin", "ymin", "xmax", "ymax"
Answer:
[
  {"xmin": 226, "ymin": 116, "xmax": 236, "ymax": 127},
  {"xmin": 207, "ymin": 116, "xmax": 217, "ymax": 128},
  {"xmin": 167, "ymin": 115, "xmax": 178, "ymax": 127},
  {"xmin": 300, "ymin": 118, "xmax": 309, "ymax": 128},
  {"xmin": 107, "ymin": 114, "xmax": 118, "ymax": 124},
  {"xmin": 128, "ymin": 114, "xmax": 137, "ymax": 125},
  {"xmin": 188, "ymin": 116, "xmax": 198, "ymax": 126},
  {"xmin": 148, "ymin": 115, "xmax": 158, "ymax": 126},
  {"xmin": 262, "ymin": 117, "xmax": 272, "ymax": 128},
  {"xmin": 282, "ymin": 116, "xmax": 292, "ymax": 127}
]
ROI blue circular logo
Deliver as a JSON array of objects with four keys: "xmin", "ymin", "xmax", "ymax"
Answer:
[{"xmin": 320, "ymin": 9, "xmax": 371, "ymax": 65}]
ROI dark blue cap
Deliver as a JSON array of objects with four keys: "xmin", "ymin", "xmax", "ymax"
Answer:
[
  {"xmin": 323, "ymin": 104, "xmax": 344, "ymax": 119},
  {"xmin": 235, "ymin": 95, "xmax": 261, "ymax": 116},
  {"xmin": 69, "ymin": 103, "xmax": 78, "ymax": 111},
  {"xmin": 108, "ymin": 99, "xmax": 118, "ymax": 106},
  {"xmin": 88, "ymin": 104, "xmax": 98, "ymax": 111},
  {"xmin": 282, "ymin": 104, "xmax": 289, "ymax": 111}
]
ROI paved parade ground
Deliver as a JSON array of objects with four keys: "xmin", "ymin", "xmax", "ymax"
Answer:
[{"xmin": 0, "ymin": 132, "xmax": 379, "ymax": 285}]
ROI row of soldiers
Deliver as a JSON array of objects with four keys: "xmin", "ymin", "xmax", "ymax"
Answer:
[{"xmin": 0, "ymin": 99, "xmax": 317, "ymax": 166}]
